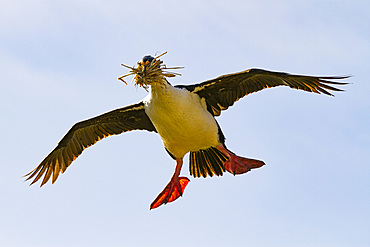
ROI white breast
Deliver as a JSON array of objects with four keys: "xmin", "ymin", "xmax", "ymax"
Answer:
[{"xmin": 143, "ymin": 84, "xmax": 220, "ymax": 158}]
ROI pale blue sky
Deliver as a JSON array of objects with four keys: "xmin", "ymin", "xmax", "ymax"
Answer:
[{"xmin": 1, "ymin": 1, "xmax": 369, "ymax": 246}]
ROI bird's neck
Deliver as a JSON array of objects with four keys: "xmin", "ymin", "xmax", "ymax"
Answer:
[{"xmin": 149, "ymin": 78, "xmax": 173, "ymax": 99}]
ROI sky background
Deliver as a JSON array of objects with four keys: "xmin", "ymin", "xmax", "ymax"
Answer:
[{"xmin": 1, "ymin": 0, "xmax": 369, "ymax": 246}]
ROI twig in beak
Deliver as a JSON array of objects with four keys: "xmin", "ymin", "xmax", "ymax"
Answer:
[
  {"xmin": 118, "ymin": 72, "xmax": 135, "ymax": 84},
  {"xmin": 154, "ymin": 51, "xmax": 167, "ymax": 60}
]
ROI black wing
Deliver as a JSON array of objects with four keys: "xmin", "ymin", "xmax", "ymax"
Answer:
[
  {"xmin": 25, "ymin": 102, "xmax": 156, "ymax": 186},
  {"xmin": 177, "ymin": 68, "xmax": 349, "ymax": 116}
]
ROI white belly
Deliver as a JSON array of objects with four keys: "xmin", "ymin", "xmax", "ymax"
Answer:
[{"xmin": 143, "ymin": 85, "xmax": 219, "ymax": 158}]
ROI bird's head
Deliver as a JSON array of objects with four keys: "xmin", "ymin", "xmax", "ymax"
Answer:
[{"xmin": 118, "ymin": 52, "xmax": 183, "ymax": 91}]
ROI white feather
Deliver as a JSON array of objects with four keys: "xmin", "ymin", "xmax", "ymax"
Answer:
[{"xmin": 143, "ymin": 83, "xmax": 219, "ymax": 158}]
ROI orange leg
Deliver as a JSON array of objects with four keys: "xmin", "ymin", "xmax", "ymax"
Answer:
[
  {"xmin": 150, "ymin": 158, "xmax": 190, "ymax": 210},
  {"xmin": 217, "ymin": 144, "xmax": 265, "ymax": 175}
]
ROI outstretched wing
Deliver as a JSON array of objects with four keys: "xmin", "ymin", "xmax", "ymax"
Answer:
[
  {"xmin": 177, "ymin": 68, "xmax": 349, "ymax": 116},
  {"xmin": 25, "ymin": 102, "xmax": 156, "ymax": 186}
]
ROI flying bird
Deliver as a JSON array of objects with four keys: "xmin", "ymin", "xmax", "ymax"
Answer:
[{"xmin": 25, "ymin": 52, "xmax": 349, "ymax": 209}]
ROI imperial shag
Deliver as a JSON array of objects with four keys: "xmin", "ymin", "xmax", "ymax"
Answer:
[{"xmin": 25, "ymin": 53, "xmax": 349, "ymax": 209}]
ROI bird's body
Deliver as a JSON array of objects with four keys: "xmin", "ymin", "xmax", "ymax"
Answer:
[
  {"xmin": 25, "ymin": 53, "xmax": 349, "ymax": 209},
  {"xmin": 144, "ymin": 82, "xmax": 219, "ymax": 158}
]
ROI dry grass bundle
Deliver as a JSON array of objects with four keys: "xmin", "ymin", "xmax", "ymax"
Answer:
[{"xmin": 118, "ymin": 52, "xmax": 183, "ymax": 91}]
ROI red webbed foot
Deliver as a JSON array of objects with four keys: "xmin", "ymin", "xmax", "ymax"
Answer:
[
  {"xmin": 150, "ymin": 176, "xmax": 189, "ymax": 210},
  {"xmin": 224, "ymin": 156, "xmax": 265, "ymax": 175},
  {"xmin": 217, "ymin": 144, "xmax": 265, "ymax": 175},
  {"xmin": 150, "ymin": 158, "xmax": 189, "ymax": 210}
]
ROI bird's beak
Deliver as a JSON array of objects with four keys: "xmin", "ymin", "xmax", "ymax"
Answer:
[{"xmin": 142, "ymin": 65, "xmax": 147, "ymax": 74}]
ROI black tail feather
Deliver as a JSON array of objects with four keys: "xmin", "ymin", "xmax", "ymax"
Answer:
[{"xmin": 189, "ymin": 146, "xmax": 228, "ymax": 178}]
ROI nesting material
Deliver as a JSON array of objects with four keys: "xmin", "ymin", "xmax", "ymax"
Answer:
[{"xmin": 118, "ymin": 52, "xmax": 183, "ymax": 91}]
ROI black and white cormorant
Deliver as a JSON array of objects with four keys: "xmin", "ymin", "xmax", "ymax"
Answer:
[{"xmin": 25, "ymin": 53, "xmax": 349, "ymax": 209}]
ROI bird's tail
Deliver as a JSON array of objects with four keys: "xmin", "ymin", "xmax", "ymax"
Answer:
[{"xmin": 189, "ymin": 146, "xmax": 228, "ymax": 178}]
